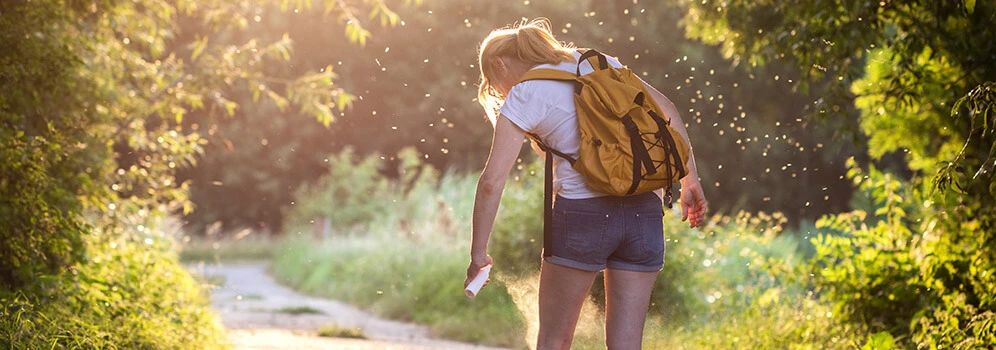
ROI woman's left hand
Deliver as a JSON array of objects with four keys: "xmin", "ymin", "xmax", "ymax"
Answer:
[{"xmin": 679, "ymin": 178, "xmax": 708, "ymax": 228}]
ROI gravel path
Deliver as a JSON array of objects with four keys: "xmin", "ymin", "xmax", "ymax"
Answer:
[{"xmin": 189, "ymin": 263, "xmax": 508, "ymax": 350}]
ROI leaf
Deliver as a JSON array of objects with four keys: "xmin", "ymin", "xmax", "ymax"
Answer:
[
  {"xmin": 344, "ymin": 21, "xmax": 371, "ymax": 46},
  {"xmin": 266, "ymin": 90, "xmax": 289, "ymax": 112},
  {"xmin": 224, "ymin": 101, "xmax": 238, "ymax": 117},
  {"xmin": 799, "ymin": 81, "xmax": 810, "ymax": 94},
  {"xmin": 313, "ymin": 100, "xmax": 333, "ymax": 127},
  {"xmin": 966, "ymin": 0, "xmax": 976, "ymax": 14},
  {"xmin": 861, "ymin": 332, "xmax": 896, "ymax": 350},
  {"xmin": 323, "ymin": 0, "xmax": 336, "ymax": 16},
  {"xmin": 371, "ymin": 4, "xmax": 399, "ymax": 27},
  {"xmin": 174, "ymin": 107, "xmax": 186, "ymax": 124},
  {"xmin": 190, "ymin": 35, "xmax": 209, "ymax": 61},
  {"xmin": 276, "ymin": 33, "xmax": 293, "ymax": 61},
  {"xmin": 757, "ymin": 288, "xmax": 781, "ymax": 307},
  {"xmin": 188, "ymin": 95, "xmax": 204, "ymax": 110},
  {"xmin": 335, "ymin": 91, "xmax": 355, "ymax": 111}
]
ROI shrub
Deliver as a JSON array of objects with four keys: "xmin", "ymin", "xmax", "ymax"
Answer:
[
  {"xmin": 285, "ymin": 148, "xmax": 392, "ymax": 233},
  {"xmin": 0, "ymin": 234, "xmax": 227, "ymax": 349},
  {"xmin": 0, "ymin": 0, "xmax": 96, "ymax": 291},
  {"xmin": 651, "ymin": 211, "xmax": 800, "ymax": 323},
  {"xmin": 809, "ymin": 159, "xmax": 996, "ymax": 348},
  {"xmin": 0, "ymin": 133, "xmax": 87, "ymax": 289},
  {"xmin": 284, "ymin": 147, "xmax": 471, "ymax": 237}
]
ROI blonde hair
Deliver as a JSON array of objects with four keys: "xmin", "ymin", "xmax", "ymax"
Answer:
[{"xmin": 477, "ymin": 18, "xmax": 575, "ymax": 124}]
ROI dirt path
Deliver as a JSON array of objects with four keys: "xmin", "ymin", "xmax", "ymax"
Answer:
[{"xmin": 189, "ymin": 263, "xmax": 508, "ymax": 350}]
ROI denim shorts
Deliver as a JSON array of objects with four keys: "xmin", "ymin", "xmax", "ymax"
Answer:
[{"xmin": 545, "ymin": 192, "xmax": 666, "ymax": 272}]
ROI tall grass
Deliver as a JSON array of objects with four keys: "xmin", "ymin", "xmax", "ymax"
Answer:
[
  {"xmin": 179, "ymin": 234, "xmax": 279, "ymax": 263},
  {"xmin": 271, "ymin": 148, "xmax": 864, "ymax": 348},
  {"xmin": 272, "ymin": 232, "xmax": 526, "ymax": 346}
]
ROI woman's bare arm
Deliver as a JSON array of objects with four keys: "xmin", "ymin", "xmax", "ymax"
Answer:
[{"xmin": 640, "ymin": 78, "xmax": 708, "ymax": 228}]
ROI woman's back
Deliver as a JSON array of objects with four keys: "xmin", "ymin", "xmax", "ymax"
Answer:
[{"xmin": 499, "ymin": 51, "xmax": 624, "ymax": 199}]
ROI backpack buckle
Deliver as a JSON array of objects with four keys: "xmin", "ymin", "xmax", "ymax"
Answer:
[{"xmin": 622, "ymin": 116, "xmax": 640, "ymax": 135}]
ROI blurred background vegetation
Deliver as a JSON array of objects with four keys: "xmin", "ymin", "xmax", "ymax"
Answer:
[
  {"xmin": 2, "ymin": 0, "xmax": 993, "ymax": 348},
  {"xmin": 178, "ymin": 0, "xmax": 861, "ymax": 234}
]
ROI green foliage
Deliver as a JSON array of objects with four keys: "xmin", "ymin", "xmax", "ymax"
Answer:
[
  {"xmin": 852, "ymin": 48, "xmax": 965, "ymax": 172},
  {"xmin": 0, "ymin": 235, "xmax": 226, "ymax": 349},
  {"xmin": 175, "ymin": 0, "xmax": 424, "ymax": 233},
  {"xmin": 0, "ymin": 0, "xmax": 96, "ymax": 290},
  {"xmin": 683, "ymin": 0, "xmax": 995, "ymax": 123},
  {"xmin": 685, "ymin": 0, "xmax": 996, "ymax": 347},
  {"xmin": 808, "ymin": 159, "xmax": 996, "ymax": 348},
  {"xmin": 183, "ymin": 0, "xmax": 856, "ymax": 236},
  {"xmin": 2, "ymin": 0, "xmax": 409, "ymax": 347},
  {"xmin": 272, "ymin": 234, "xmax": 526, "ymax": 347},
  {"xmin": 178, "ymin": 235, "xmax": 279, "ymax": 263},
  {"xmin": 0, "ymin": 133, "xmax": 87, "ymax": 289},
  {"xmin": 286, "ymin": 148, "xmax": 392, "ymax": 232},
  {"xmin": 659, "ymin": 211, "xmax": 800, "ymax": 323},
  {"xmin": 91, "ymin": 0, "xmax": 405, "ymax": 229},
  {"xmin": 938, "ymin": 81, "xmax": 996, "ymax": 203},
  {"xmin": 1, "ymin": 0, "xmax": 229, "ymax": 346},
  {"xmin": 284, "ymin": 147, "xmax": 469, "ymax": 236},
  {"xmin": 811, "ymin": 160, "xmax": 924, "ymax": 336},
  {"xmin": 862, "ymin": 332, "xmax": 897, "ymax": 350},
  {"xmin": 668, "ymin": 290, "xmax": 864, "ymax": 349}
]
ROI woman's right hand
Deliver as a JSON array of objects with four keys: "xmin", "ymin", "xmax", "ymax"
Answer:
[{"xmin": 465, "ymin": 254, "xmax": 494, "ymax": 288}]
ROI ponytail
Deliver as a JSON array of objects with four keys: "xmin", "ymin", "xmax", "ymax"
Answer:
[
  {"xmin": 514, "ymin": 21, "xmax": 575, "ymax": 65},
  {"xmin": 477, "ymin": 18, "xmax": 575, "ymax": 124}
]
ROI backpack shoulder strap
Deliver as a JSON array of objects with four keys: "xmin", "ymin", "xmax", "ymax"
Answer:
[
  {"xmin": 577, "ymin": 49, "xmax": 610, "ymax": 72},
  {"xmin": 517, "ymin": 68, "xmax": 578, "ymax": 84}
]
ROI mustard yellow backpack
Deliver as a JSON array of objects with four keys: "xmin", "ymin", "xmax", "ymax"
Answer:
[
  {"xmin": 517, "ymin": 49, "xmax": 690, "ymax": 258},
  {"xmin": 518, "ymin": 49, "xmax": 690, "ymax": 204}
]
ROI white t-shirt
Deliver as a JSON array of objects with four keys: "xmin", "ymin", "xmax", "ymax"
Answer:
[{"xmin": 499, "ymin": 51, "xmax": 625, "ymax": 199}]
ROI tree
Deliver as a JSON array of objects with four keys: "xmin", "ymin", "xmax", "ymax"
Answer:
[
  {"xmin": 1, "ymin": 0, "xmax": 411, "ymax": 346},
  {"xmin": 1, "ymin": 0, "xmax": 411, "ymax": 282},
  {"xmin": 1, "ymin": 0, "xmax": 93, "ymax": 289},
  {"xmin": 683, "ymin": 0, "xmax": 995, "ymax": 346}
]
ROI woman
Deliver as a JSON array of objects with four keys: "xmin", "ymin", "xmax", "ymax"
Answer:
[{"xmin": 465, "ymin": 18, "xmax": 707, "ymax": 350}]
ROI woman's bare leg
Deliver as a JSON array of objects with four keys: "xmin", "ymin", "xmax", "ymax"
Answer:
[
  {"xmin": 537, "ymin": 261, "xmax": 598, "ymax": 350},
  {"xmin": 604, "ymin": 268, "xmax": 659, "ymax": 350}
]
